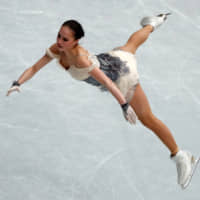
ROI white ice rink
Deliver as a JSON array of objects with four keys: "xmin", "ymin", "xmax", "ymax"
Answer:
[{"xmin": 1, "ymin": 0, "xmax": 200, "ymax": 199}]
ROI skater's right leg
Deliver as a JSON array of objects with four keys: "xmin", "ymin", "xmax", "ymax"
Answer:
[
  {"xmin": 118, "ymin": 13, "xmax": 170, "ymax": 54},
  {"xmin": 120, "ymin": 25, "xmax": 153, "ymax": 54}
]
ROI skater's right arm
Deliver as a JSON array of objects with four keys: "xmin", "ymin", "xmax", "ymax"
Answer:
[{"xmin": 6, "ymin": 44, "xmax": 58, "ymax": 96}]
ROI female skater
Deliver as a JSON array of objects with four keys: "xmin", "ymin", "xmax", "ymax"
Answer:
[{"xmin": 7, "ymin": 14, "xmax": 197, "ymax": 189}]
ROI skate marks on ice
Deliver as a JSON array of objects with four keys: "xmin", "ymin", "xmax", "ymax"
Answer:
[
  {"xmin": 160, "ymin": 0, "xmax": 200, "ymax": 30},
  {"xmin": 85, "ymin": 148, "xmax": 145, "ymax": 200}
]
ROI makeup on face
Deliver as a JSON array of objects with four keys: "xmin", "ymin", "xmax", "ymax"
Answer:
[{"xmin": 56, "ymin": 26, "xmax": 77, "ymax": 50}]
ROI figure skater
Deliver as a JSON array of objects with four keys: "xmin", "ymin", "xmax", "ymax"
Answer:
[{"xmin": 6, "ymin": 13, "xmax": 198, "ymax": 189}]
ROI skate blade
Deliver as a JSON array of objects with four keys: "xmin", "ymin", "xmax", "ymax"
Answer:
[
  {"xmin": 157, "ymin": 13, "xmax": 172, "ymax": 21},
  {"xmin": 181, "ymin": 157, "xmax": 200, "ymax": 189},
  {"xmin": 157, "ymin": 13, "xmax": 172, "ymax": 17}
]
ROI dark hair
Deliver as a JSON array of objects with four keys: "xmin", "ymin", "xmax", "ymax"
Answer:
[{"xmin": 62, "ymin": 20, "xmax": 85, "ymax": 40}]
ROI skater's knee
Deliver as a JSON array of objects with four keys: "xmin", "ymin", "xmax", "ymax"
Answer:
[{"xmin": 138, "ymin": 111, "xmax": 156, "ymax": 128}]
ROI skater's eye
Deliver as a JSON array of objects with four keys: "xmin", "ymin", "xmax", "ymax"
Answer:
[{"xmin": 63, "ymin": 37, "xmax": 69, "ymax": 42}]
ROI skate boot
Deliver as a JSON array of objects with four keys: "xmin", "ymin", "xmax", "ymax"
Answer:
[
  {"xmin": 171, "ymin": 150, "xmax": 197, "ymax": 189},
  {"xmin": 140, "ymin": 13, "xmax": 171, "ymax": 31}
]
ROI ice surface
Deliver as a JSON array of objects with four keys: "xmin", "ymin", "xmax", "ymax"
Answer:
[{"xmin": 0, "ymin": 0, "xmax": 200, "ymax": 199}]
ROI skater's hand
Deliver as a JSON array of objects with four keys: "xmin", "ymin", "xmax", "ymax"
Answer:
[
  {"xmin": 121, "ymin": 103, "xmax": 137, "ymax": 124},
  {"xmin": 6, "ymin": 81, "xmax": 21, "ymax": 96}
]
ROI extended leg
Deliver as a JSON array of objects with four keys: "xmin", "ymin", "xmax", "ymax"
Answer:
[
  {"xmin": 129, "ymin": 84, "xmax": 197, "ymax": 189},
  {"xmin": 120, "ymin": 25, "xmax": 153, "ymax": 54},
  {"xmin": 129, "ymin": 84, "xmax": 179, "ymax": 155},
  {"xmin": 119, "ymin": 13, "xmax": 170, "ymax": 54}
]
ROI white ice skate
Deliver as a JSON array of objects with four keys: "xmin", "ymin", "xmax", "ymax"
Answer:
[
  {"xmin": 140, "ymin": 13, "xmax": 171, "ymax": 31},
  {"xmin": 171, "ymin": 150, "xmax": 200, "ymax": 189}
]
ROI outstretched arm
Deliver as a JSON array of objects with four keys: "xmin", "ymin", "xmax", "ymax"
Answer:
[
  {"xmin": 6, "ymin": 52, "xmax": 53, "ymax": 96},
  {"xmin": 17, "ymin": 54, "xmax": 53, "ymax": 85}
]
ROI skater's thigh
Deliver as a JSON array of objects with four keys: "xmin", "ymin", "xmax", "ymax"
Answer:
[
  {"xmin": 113, "ymin": 45, "xmax": 137, "ymax": 54},
  {"xmin": 129, "ymin": 83, "xmax": 153, "ymax": 120}
]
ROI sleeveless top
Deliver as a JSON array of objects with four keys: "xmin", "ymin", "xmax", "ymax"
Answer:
[
  {"xmin": 46, "ymin": 47, "xmax": 139, "ymax": 102},
  {"xmin": 46, "ymin": 48, "xmax": 100, "ymax": 80}
]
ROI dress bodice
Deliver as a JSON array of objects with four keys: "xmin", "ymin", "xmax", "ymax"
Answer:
[{"xmin": 46, "ymin": 48, "xmax": 100, "ymax": 80}]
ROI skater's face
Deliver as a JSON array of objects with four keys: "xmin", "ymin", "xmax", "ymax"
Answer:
[{"xmin": 56, "ymin": 26, "xmax": 79, "ymax": 51}]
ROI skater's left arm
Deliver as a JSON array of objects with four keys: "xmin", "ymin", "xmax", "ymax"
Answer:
[
  {"xmin": 77, "ymin": 57, "xmax": 137, "ymax": 124},
  {"xmin": 77, "ymin": 56, "xmax": 126, "ymax": 105},
  {"xmin": 89, "ymin": 67, "xmax": 127, "ymax": 105}
]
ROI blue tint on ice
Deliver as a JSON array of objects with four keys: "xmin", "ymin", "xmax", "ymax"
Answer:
[{"xmin": 0, "ymin": 0, "xmax": 200, "ymax": 199}]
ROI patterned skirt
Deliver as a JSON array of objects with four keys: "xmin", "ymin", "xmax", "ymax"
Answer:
[{"xmin": 84, "ymin": 49, "xmax": 139, "ymax": 102}]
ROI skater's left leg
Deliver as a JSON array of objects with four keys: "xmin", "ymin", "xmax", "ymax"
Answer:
[
  {"xmin": 129, "ymin": 83, "xmax": 179, "ymax": 155},
  {"xmin": 129, "ymin": 84, "xmax": 199, "ymax": 188}
]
